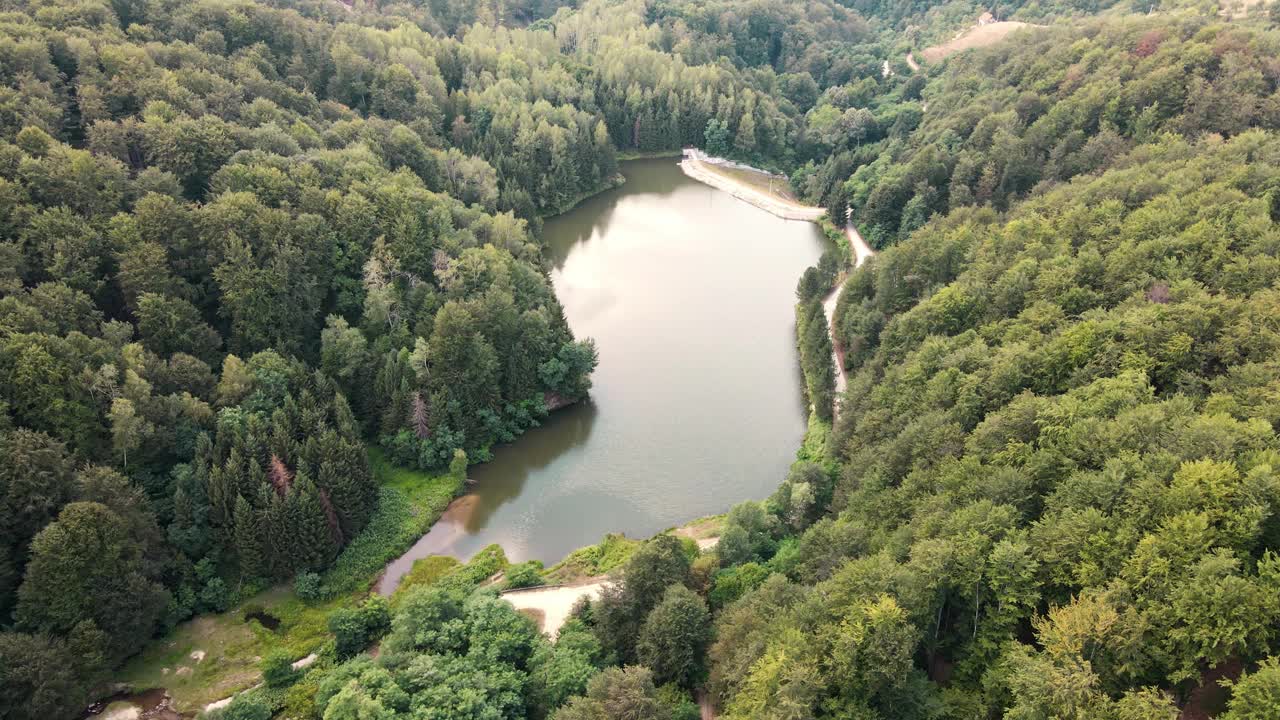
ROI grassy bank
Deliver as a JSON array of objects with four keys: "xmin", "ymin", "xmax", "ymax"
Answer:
[
  {"xmin": 114, "ymin": 451, "xmax": 462, "ymax": 713},
  {"xmin": 817, "ymin": 215, "xmax": 852, "ymax": 266},
  {"xmin": 615, "ymin": 149, "xmax": 682, "ymax": 161},
  {"xmin": 321, "ymin": 449, "xmax": 464, "ymax": 595}
]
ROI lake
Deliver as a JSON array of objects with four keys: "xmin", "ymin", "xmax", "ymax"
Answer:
[{"xmin": 378, "ymin": 157, "xmax": 829, "ymax": 593}]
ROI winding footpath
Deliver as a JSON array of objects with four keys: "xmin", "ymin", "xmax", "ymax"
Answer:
[{"xmin": 823, "ymin": 224, "xmax": 875, "ymax": 401}]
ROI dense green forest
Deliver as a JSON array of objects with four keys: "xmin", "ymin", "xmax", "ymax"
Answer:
[{"xmin": 5, "ymin": 0, "xmax": 1280, "ymax": 718}]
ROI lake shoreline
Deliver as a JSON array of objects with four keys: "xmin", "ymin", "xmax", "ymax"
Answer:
[
  {"xmin": 676, "ymin": 150, "xmax": 876, "ymax": 414},
  {"xmin": 678, "ymin": 149, "xmax": 826, "ymax": 221}
]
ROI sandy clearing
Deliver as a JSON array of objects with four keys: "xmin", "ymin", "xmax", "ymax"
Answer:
[
  {"xmin": 501, "ymin": 580, "xmax": 611, "ymax": 637},
  {"xmin": 905, "ymin": 52, "xmax": 921, "ymax": 72},
  {"xmin": 920, "ymin": 21, "xmax": 1040, "ymax": 63},
  {"xmin": 102, "ymin": 703, "xmax": 142, "ymax": 720}
]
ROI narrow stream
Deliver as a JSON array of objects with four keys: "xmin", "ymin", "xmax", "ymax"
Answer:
[{"xmin": 379, "ymin": 158, "xmax": 830, "ymax": 594}]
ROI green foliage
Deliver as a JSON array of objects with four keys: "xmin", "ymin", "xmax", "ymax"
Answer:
[
  {"xmin": 547, "ymin": 533, "xmax": 642, "ymax": 583},
  {"xmin": 717, "ymin": 502, "xmax": 780, "ymax": 566},
  {"xmin": 796, "ymin": 299, "xmax": 836, "ymax": 422},
  {"xmin": 528, "ymin": 619, "xmax": 602, "ymax": 719},
  {"xmin": 503, "ymin": 561, "xmax": 545, "ymax": 590},
  {"xmin": 15, "ymin": 502, "xmax": 169, "ymax": 664},
  {"xmin": 213, "ymin": 693, "xmax": 271, "ymax": 720},
  {"xmin": 319, "ymin": 583, "xmax": 540, "ymax": 720},
  {"xmin": 328, "ymin": 596, "xmax": 391, "ymax": 661},
  {"xmin": 708, "ymin": 563, "xmax": 770, "ymax": 609},
  {"xmin": 436, "ymin": 544, "xmax": 509, "ymax": 594},
  {"xmin": 260, "ymin": 649, "xmax": 299, "ymax": 689},
  {"xmin": 552, "ymin": 666, "xmax": 670, "ymax": 720},
  {"xmin": 591, "ymin": 534, "xmax": 692, "ymax": 665},
  {"xmin": 1223, "ymin": 657, "xmax": 1280, "ymax": 720},
  {"xmin": 637, "ymin": 585, "xmax": 712, "ymax": 688},
  {"xmin": 319, "ymin": 453, "xmax": 463, "ymax": 597},
  {"xmin": 716, "ymin": 122, "xmax": 1280, "ymax": 720},
  {"xmin": 0, "ymin": 630, "xmax": 104, "ymax": 720},
  {"xmin": 393, "ymin": 556, "xmax": 461, "ymax": 602},
  {"xmin": 656, "ymin": 685, "xmax": 701, "ymax": 720},
  {"xmin": 294, "ymin": 573, "xmax": 323, "ymax": 602}
]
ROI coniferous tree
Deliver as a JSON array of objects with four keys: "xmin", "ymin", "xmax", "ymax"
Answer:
[{"xmin": 232, "ymin": 495, "xmax": 264, "ymax": 584}]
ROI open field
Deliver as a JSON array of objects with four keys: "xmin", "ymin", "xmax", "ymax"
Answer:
[{"xmin": 921, "ymin": 21, "xmax": 1039, "ymax": 63}]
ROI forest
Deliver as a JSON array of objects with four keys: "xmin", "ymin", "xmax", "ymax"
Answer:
[{"xmin": 4, "ymin": 0, "xmax": 1280, "ymax": 718}]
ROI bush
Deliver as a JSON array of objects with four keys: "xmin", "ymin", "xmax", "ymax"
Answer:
[
  {"xmin": 503, "ymin": 561, "xmax": 544, "ymax": 590},
  {"xmin": 708, "ymin": 563, "xmax": 770, "ymax": 608},
  {"xmin": 393, "ymin": 555, "xmax": 461, "ymax": 601},
  {"xmin": 261, "ymin": 649, "xmax": 298, "ymax": 688},
  {"xmin": 217, "ymin": 694, "xmax": 271, "ymax": 720},
  {"xmin": 199, "ymin": 577, "xmax": 232, "ymax": 613},
  {"xmin": 328, "ymin": 596, "xmax": 391, "ymax": 660},
  {"xmin": 657, "ymin": 684, "xmax": 701, "ymax": 720},
  {"xmin": 294, "ymin": 572, "xmax": 323, "ymax": 601},
  {"xmin": 436, "ymin": 544, "xmax": 508, "ymax": 593}
]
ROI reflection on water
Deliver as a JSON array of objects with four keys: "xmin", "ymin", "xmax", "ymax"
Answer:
[
  {"xmin": 461, "ymin": 402, "xmax": 599, "ymax": 531},
  {"xmin": 379, "ymin": 403, "xmax": 598, "ymax": 594},
  {"xmin": 378, "ymin": 158, "xmax": 830, "ymax": 595},
  {"xmin": 546, "ymin": 155, "xmax": 690, "ymax": 268}
]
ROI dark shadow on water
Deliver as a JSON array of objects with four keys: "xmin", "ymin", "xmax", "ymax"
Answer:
[
  {"xmin": 244, "ymin": 609, "xmax": 280, "ymax": 631},
  {"xmin": 462, "ymin": 400, "xmax": 599, "ymax": 532},
  {"xmin": 376, "ymin": 401, "xmax": 597, "ymax": 596}
]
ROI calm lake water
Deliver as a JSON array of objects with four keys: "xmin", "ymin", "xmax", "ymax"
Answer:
[{"xmin": 378, "ymin": 158, "xmax": 828, "ymax": 593}]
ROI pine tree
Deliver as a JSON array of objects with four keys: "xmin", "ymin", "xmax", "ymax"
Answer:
[
  {"xmin": 260, "ymin": 485, "xmax": 291, "ymax": 578},
  {"xmin": 332, "ymin": 392, "xmax": 360, "ymax": 439},
  {"xmin": 233, "ymin": 494, "xmax": 264, "ymax": 583},
  {"xmin": 734, "ymin": 112, "xmax": 757, "ymax": 155},
  {"xmin": 289, "ymin": 476, "xmax": 337, "ymax": 572},
  {"xmin": 411, "ymin": 392, "xmax": 431, "ymax": 439},
  {"xmin": 268, "ymin": 454, "xmax": 293, "ymax": 498},
  {"xmin": 206, "ymin": 455, "xmax": 236, "ymax": 529}
]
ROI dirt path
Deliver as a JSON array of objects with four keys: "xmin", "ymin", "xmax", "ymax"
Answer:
[
  {"xmin": 823, "ymin": 224, "xmax": 875, "ymax": 404},
  {"xmin": 679, "ymin": 150, "xmax": 826, "ymax": 221},
  {"xmin": 202, "ymin": 653, "xmax": 317, "ymax": 714},
  {"xmin": 697, "ymin": 688, "xmax": 716, "ymax": 719},
  {"xmin": 501, "ymin": 579, "xmax": 611, "ymax": 637},
  {"xmin": 905, "ymin": 52, "xmax": 920, "ymax": 72}
]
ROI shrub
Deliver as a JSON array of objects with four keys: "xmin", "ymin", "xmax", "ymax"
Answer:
[
  {"xmin": 328, "ymin": 596, "xmax": 391, "ymax": 660},
  {"xmin": 199, "ymin": 578, "xmax": 232, "ymax": 613},
  {"xmin": 294, "ymin": 572, "xmax": 323, "ymax": 601},
  {"xmin": 261, "ymin": 649, "xmax": 298, "ymax": 688},
  {"xmin": 217, "ymin": 694, "xmax": 271, "ymax": 720},
  {"xmin": 503, "ymin": 561, "xmax": 544, "ymax": 590},
  {"xmin": 708, "ymin": 563, "xmax": 770, "ymax": 608},
  {"xmin": 393, "ymin": 556, "xmax": 460, "ymax": 602}
]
